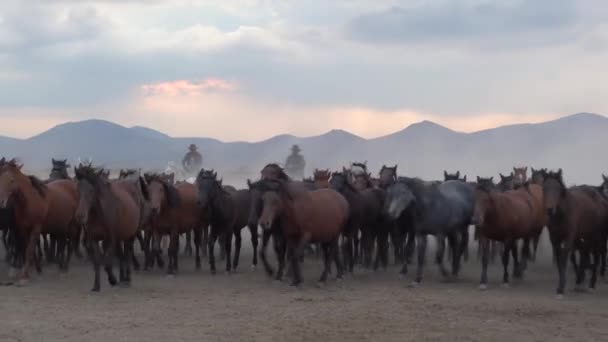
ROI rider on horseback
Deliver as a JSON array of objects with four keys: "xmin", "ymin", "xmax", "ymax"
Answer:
[
  {"xmin": 182, "ymin": 144, "xmax": 203, "ymax": 177},
  {"xmin": 284, "ymin": 144, "xmax": 305, "ymax": 180}
]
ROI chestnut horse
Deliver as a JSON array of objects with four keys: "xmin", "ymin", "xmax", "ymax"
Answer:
[
  {"xmin": 257, "ymin": 179, "xmax": 349, "ymax": 286},
  {"xmin": 543, "ymin": 170, "xmax": 608, "ymax": 296},
  {"xmin": 0, "ymin": 159, "xmax": 79, "ymax": 283},
  {"xmin": 74, "ymin": 164, "xmax": 149, "ymax": 291},
  {"xmin": 44, "ymin": 158, "xmax": 75, "ymax": 264},
  {"xmin": 472, "ymin": 178, "xmax": 544, "ymax": 289},
  {"xmin": 144, "ymin": 173, "xmax": 205, "ymax": 274}
]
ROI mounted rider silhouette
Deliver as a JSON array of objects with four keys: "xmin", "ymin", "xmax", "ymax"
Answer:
[
  {"xmin": 284, "ymin": 144, "xmax": 305, "ymax": 180},
  {"xmin": 182, "ymin": 144, "xmax": 203, "ymax": 177}
]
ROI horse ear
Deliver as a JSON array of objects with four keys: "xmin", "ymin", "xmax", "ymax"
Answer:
[
  {"xmin": 456, "ymin": 171, "xmax": 460, "ymax": 178},
  {"xmin": 52, "ymin": 158, "xmax": 56, "ymax": 163},
  {"xmin": 490, "ymin": 177, "xmax": 494, "ymax": 182},
  {"xmin": 557, "ymin": 168, "xmax": 563, "ymax": 178},
  {"xmin": 342, "ymin": 166, "xmax": 347, "ymax": 173},
  {"xmin": 513, "ymin": 167, "xmax": 517, "ymax": 172},
  {"xmin": 499, "ymin": 173, "xmax": 505, "ymax": 179},
  {"xmin": 602, "ymin": 174, "xmax": 608, "ymax": 182},
  {"xmin": 476, "ymin": 176, "xmax": 481, "ymax": 182},
  {"xmin": 523, "ymin": 167, "xmax": 528, "ymax": 173},
  {"xmin": 363, "ymin": 160, "xmax": 367, "ymax": 166},
  {"xmin": 463, "ymin": 175, "xmax": 467, "ymax": 182},
  {"xmin": 219, "ymin": 178, "xmax": 223, "ymax": 186},
  {"xmin": 444, "ymin": 171, "xmax": 448, "ymax": 178}
]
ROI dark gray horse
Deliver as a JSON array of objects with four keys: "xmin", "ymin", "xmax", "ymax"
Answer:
[{"xmin": 384, "ymin": 177, "xmax": 474, "ymax": 285}]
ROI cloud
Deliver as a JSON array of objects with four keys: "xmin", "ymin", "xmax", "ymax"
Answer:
[
  {"xmin": 0, "ymin": 0, "xmax": 606, "ymax": 140},
  {"xmin": 347, "ymin": 0, "xmax": 582, "ymax": 49}
]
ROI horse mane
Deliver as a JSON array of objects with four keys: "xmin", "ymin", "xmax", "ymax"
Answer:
[
  {"xmin": 331, "ymin": 171, "xmax": 357, "ymax": 192},
  {"xmin": 75, "ymin": 164, "xmax": 107, "ymax": 189},
  {"xmin": 261, "ymin": 163, "xmax": 289, "ymax": 181},
  {"xmin": 28, "ymin": 176, "xmax": 48, "ymax": 197}
]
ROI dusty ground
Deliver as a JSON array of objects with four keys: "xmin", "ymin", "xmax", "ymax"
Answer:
[{"xmin": 1, "ymin": 234, "xmax": 607, "ymax": 342}]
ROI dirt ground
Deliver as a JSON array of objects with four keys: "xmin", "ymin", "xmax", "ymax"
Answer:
[{"xmin": 1, "ymin": 234, "xmax": 607, "ymax": 342}]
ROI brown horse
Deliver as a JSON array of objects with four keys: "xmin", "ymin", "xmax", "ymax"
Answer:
[
  {"xmin": 313, "ymin": 169, "xmax": 331, "ymax": 188},
  {"xmin": 44, "ymin": 158, "xmax": 76, "ymax": 264},
  {"xmin": 543, "ymin": 170, "xmax": 608, "ymax": 296},
  {"xmin": 74, "ymin": 164, "xmax": 149, "ymax": 291},
  {"xmin": 512, "ymin": 167, "xmax": 528, "ymax": 188},
  {"xmin": 257, "ymin": 179, "xmax": 349, "ymax": 286},
  {"xmin": 144, "ymin": 173, "xmax": 204, "ymax": 275},
  {"xmin": 472, "ymin": 178, "xmax": 541, "ymax": 289},
  {"xmin": 0, "ymin": 159, "xmax": 80, "ymax": 282}
]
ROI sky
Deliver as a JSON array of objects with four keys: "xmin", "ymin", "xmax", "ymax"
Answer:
[{"xmin": 0, "ymin": 0, "xmax": 606, "ymax": 141}]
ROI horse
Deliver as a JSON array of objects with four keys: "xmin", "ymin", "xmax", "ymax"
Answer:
[
  {"xmin": 74, "ymin": 164, "xmax": 149, "ymax": 291},
  {"xmin": 443, "ymin": 171, "xmax": 467, "ymax": 182},
  {"xmin": 329, "ymin": 171, "xmax": 386, "ymax": 272},
  {"xmin": 378, "ymin": 165, "xmax": 397, "ymax": 189},
  {"xmin": 497, "ymin": 172, "xmax": 515, "ymax": 191},
  {"xmin": 313, "ymin": 169, "xmax": 331, "ymax": 188},
  {"xmin": 385, "ymin": 177, "xmax": 474, "ymax": 285},
  {"xmin": 543, "ymin": 170, "xmax": 608, "ymax": 296},
  {"xmin": 197, "ymin": 169, "xmax": 257, "ymax": 274},
  {"xmin": 43, "ymin": 158, "xmax": 75, "ymax": 264},
  {"xmin": 248, "ymin": 163, "xmax": 289, "ymax": 280},
  {"xmin": 117, "ymin": 168, "xmax": 150, "ymax": 271},
  {"xmin": 256, "ymin": 178, "xmax": 349, "ymax": 286},
  {"xmin": 531, "ymin": 168, "xmax": 548, "ymax": 185},
  {"xmin": 0, "ymin": 159, "xmax": 80, "ymax": 283},
  {"xmin": 144, "ymin": 173, "xmax": 203, "ymax": 274},
  {"xmin": 472, "ymin": 178, "xmax": 544, "ymax": 289}
]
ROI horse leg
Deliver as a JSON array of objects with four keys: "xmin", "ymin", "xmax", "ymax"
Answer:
[
  {"xmin": 590, "ymin": 246, "xmax": 600, "ymax": 290},
  {"xmin": 34, "ymin": 239, "xmax": 43, "ymax": 274},
  {"xmin": 193, "ymin": 227, "xmax": 202, "ymax": 270},
  {"xmin": 115, "ymin": 241, "xmax": 126, "ymax": 283},
  {"xmin": 501, "ymin": 240, "xmax": 512, "ymax": 286},
  {"xmin": 318, "ymin": 242, "xmax": 331, "ymax": 283},
  {"xmin": 184, "ymin": 230, "xmax": 193, "ymax": 257},
  {"xmin": 405, "ymin": 229, "xmax": 416, "ymax": 265},
  {"xmin": 102, "ymin": 239, "xmax": 118, "ymax": 287},
  {"xmin": 532, "ymin": 232, "xmax": 541, "ymax": 262},
  {"xmin": 288, "ymin": 238, "xmax": 303, "ymax": 287},
  {"xmin": 143, "ymin": 229, "xmax": 153, "ymax": 271},
  {"xmin": 125, "ymin": 239, "xmax": 134, "ymax": 285},
  {"xmin": 233, "ymin": 229, "xmax": 242, "ymax": 271},
  {"xmin": 479, "ymin": 236, "xmax": 490, "ymax": 290},
  {"xmin": 56, "ymin": 237, "xmax": 66, "ymax": 271},
  {"xmin": 219, "ymin": 234, "xmax": 226, "ymax": 261},
  {"xmin": 19, "ymin": 227, "xmax": 41, "ymax": 283},
  {"xmin": 224, "ymin": 229, "xmax": 233, "ymax": 273},
  {"xmin": 259, "ymin": 229, "xmax": 274, "ymax": 277},
  {"xmin": 208, "ymin": 228, "xmax": 218, "ymax": 274},
  {"xmin": 413, "ymin": 234, "xmax": 427, "ymax": 285},
  {"xmin": 274, "ymin": 232, "xmax": 287, "ymax": 281},
  {"xmin": 249, "ymin": 224, "xmax": 259, "ymax": 270},
  {"xmin": 341, "ymin": 234, "xmax": 352, "ymax": 273},
  {"xmin": 461, "ymin": 227, "xmax": 470, "ymax": 263},
  {"xmin": 90, "ymin": 240, "xmax": 103, "ymax": 292},
  {"xmin": 574, "ymin": 246, "xmax": 589, "ymax": 291},
  {"xmin": 447, "ymin": 233, "xmax": 460, "ymax": 277},
  {"xmin": 73, "ymin": 225, "xmax": 84, "ymax": 259},
  {"xmin": 168, "ymin": 232, "xmax": 179, "ymax": 275},
  {"xmin": 201, "ymin": 224, "xmax": 209, "ymax": 259},
  {"xmin": 512, "ymin": 240, "xmax": 523, "ymax": 280},
  {"xmin": 332, "ymin": 238, "xmax": 344, "ymax": 279},
  {"xmin": 434, "ymin": 234, "xmax": 449, "ymax": 278}
]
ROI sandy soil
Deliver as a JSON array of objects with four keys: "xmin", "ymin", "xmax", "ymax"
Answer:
[{"xmin": 1, "ymin": 234, "xmax": 607, "ymax": 342}]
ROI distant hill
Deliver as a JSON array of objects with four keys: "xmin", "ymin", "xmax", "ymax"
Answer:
[{"xmin": 1, "ymin": 113, "xmax": 607, "ymax": 185}]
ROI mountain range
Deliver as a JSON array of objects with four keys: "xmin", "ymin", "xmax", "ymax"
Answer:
[{"xmin": 2, "ymin": 112, "xmax": 607, "ymax": 185}]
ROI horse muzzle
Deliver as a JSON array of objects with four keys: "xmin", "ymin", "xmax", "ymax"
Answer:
[{"xmin": 260, "ymin": 220, "xmax": 272, "ymax": 230}]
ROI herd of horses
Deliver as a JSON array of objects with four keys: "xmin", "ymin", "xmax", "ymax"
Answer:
[{"xmin": 1, "ymin": 157, "xmax": 608, "ymax": 298}]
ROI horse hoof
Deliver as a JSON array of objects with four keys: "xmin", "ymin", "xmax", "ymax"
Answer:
[
  {"xmin": 501, "ymin": 283, "xmax": 510, "ymax": 289},
  {"xmin": 91, "ymin": 287, "xmax": 100, "ymax": 292},
  {"xmin": 119, "ymin": 282, "xmax": 131, "ymax": 288},
  {"xmin": 251, "ymin": 265, "xmax": 257, "ymax": 271},
  {"xmin": 7, "ymin": 267, "xmax": 16, "ymax": 279},
  {"xmin": 210, "ymin": 269, "xmax": 216, "ymax": 275},
  {"xmin": 315, "ymin": 282, "xmax": 326, "ymax": 288},
  {"xmin": 556, "ymin": 294, "xmax": 564, "ymax": 300},
  {"xmin": 479, "ymin": 284, "xmax": 488, "ymax": 291},
  {"xmin": 17, "ymin": 278, "xmax": 29, "ymax": 287},
  {"xmin": 409, "ymin": 281, "xmax": 420, "ymax": 288}
]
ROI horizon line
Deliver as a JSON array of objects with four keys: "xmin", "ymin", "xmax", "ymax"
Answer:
[{"xmin": 3, "ymin": 111, "xmax": 604, "ymax": 144}]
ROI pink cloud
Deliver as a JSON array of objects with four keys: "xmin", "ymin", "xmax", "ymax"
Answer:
[{"xmin": 141, "ymin": 78, "xmax": 237, "ymax": 96}]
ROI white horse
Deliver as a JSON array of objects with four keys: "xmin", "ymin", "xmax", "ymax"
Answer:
[{"xmin": 164, "ymin": 161, "xmax": 195, "ymax": 184}]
